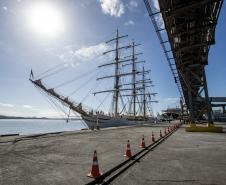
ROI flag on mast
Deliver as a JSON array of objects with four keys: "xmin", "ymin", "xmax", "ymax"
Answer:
[{"xmin": 30, "ymin": 69, "xmax": 34, "ymax": 79}]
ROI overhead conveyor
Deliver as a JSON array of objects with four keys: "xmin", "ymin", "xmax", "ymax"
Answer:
[{"xmin": 144, "ymin": 0, "xmax": 224, "ymax": 132}]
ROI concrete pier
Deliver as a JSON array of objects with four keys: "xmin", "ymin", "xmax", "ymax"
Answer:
[{"xmin": 0, "ymin": 122, "xmax": 226, "ymax": 185}]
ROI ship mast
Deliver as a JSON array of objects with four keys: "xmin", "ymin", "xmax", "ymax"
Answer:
[
  {"xmin": 95, "ymin": 30, "xmax": 155, "ymax": 118},
  {"xmin": 95, "ymin": 29, "xmax": 133, "ymax": 117},
  {"xmin": 122, "ymin": 41, "xmax": 142, "ymax": 117},
  {"xmin": 119, "ymin": 41, "xmax": 157, "ymax": 118},
  {"xmin": 139, "ymin": 68, "xmax": 158, "ymax": 118},
  {"xmin": 114, "ymin": 29, "xmax": 120, "ymax": 116},
  {"xmin": 142, "ymin": 67, "xmax": 146, "ymax": 118},
  {"xmin": 132, "ymin": 41, "xmax": 136, "ymax": 117},
  {"xmin": 130, "ymin": 41, "xmax": 142, "ymax": 117}
]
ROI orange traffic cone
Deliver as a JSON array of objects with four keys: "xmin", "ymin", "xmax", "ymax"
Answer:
[
  {"xmin": 124, "ymin": 140, "xmax": 132, "ymax": 158},
  {"xmin": 87, "ymin": 150, "xmax": 102, "ymax": 178},
  {"xmin": 139, "ymin": 135, "xmax": 146, "ymax": 148},
  {"xmin": 160, "ymin": 130, "xmax": 162, "ymax": 138},
  {"xmin": 164, "ymin": 128, "xmax": 167, "ymax": 135},
  {"xmin": 151, "ymin": 132, "xmax": 155, "ymax": 142}
]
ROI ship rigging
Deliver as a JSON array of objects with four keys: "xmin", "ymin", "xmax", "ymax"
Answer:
[{"xmin": 30, "ymin": 29, "xmax": 158, "ymax": 129}]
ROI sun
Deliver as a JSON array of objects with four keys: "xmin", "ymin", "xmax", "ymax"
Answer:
[{"xmin": 26, "ymin": 2, "xmax": 64, "ymax": 38}]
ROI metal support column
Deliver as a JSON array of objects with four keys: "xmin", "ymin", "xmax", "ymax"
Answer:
[
  {"xmin": 180, "ymin": 97, "xmax": 184, "ymax": 122},
  {"xmin": 186, "ymin": 69, "xmax": 195, "ymax": 123},
  {"xmin": 202, "ymin": 67, "xmax": 213, "ymax": 124}
]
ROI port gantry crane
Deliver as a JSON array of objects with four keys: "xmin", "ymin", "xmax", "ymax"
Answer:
[{"xmin": 144, "ymin": 0, "xmax": 224, "ymax": 132}]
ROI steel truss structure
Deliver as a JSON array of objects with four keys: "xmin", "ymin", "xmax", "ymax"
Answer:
[{"xmin": 144, "ymin": 0, "xmax": 224, "ymax": 123}]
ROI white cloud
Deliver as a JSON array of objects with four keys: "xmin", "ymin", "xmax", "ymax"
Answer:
[
  {"xmin": 2, "ymin": 6, "xmax": 7, "ymax": 11},
  {"xmin": 100, "ymin": 0, "xmax": 125, "ymax": 17},
  {"xmin": 0, "ymin": 102, "xmax": 14, "ymax": 108},
  {"xmin": 163, "ymin": 98, "xmax": 180, "ymax": 104},
  {"xmin": 128, "ymin": 0, "xmax": 138, "ymax": 10},
  {"xmin": 124, "ymin": 20, "xmax": 135, "ymax": 26},
  {"xmin": 130, "ymin": 0, "xmax": 138, "ymax": 7},
  {"xmin": 22, "ymin": 105, "xmax": 33, "ymax": 109},
  {"xmin": 74, "ymin": 43, "xmax": 108, "ymax": 60},
  {"xmin": 55, "ymin": 42, "xmax": 110, "ymax": 66}
]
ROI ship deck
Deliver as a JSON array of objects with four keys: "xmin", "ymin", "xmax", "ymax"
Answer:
[{"xmin": 0, "ymin": 121, "xmax": 226, "ymax": 185}]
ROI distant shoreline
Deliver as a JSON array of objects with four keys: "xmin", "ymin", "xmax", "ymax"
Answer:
[{"xmin": 0, "ymin": 115, "xmax": 81, "ymax": 120}]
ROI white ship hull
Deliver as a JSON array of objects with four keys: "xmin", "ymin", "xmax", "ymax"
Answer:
[{"xmin": 82, "ymin": 114, "xmax": 154, "ymax": 129}]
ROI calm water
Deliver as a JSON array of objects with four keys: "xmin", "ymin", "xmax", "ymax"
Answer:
[{"xmin": 0, "ymin": 119, "xmax": 87, "ymax": 135}]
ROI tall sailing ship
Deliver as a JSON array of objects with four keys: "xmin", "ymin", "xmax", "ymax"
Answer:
[{"xmin": 30, "ymin": 30, "xmax": 158, "ymax": 129}]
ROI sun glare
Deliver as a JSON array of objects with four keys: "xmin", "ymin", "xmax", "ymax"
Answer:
[{"xmin": 26, "ymin": 2, "xmax": 64, "ymax": 38}]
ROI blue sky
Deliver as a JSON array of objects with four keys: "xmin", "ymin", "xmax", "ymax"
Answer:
[{"xmin": 0, "ymin": 0, "xmax": 225, "ymax": 117}]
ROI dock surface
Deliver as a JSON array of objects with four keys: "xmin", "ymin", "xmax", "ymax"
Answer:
[{"xmin": 0, "ymin": 122, "xmax": 226, "ymax": 185}]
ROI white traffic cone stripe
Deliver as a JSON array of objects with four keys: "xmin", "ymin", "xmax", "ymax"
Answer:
[{"xmin": 93, "ymin": 161, "xmax": 98, "ymax": 166}]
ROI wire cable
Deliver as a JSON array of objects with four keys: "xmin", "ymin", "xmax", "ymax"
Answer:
[
  {"xmin": 67, "ymin": 71, "xmax": 99, "ymax": 97},
  {"xmin": 54, "ymin": 68, "xmax": 97, "ymax": 89},
  {"xmin": 95, "ymin": 92, "xmax": 111, "ymax": 111}
]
